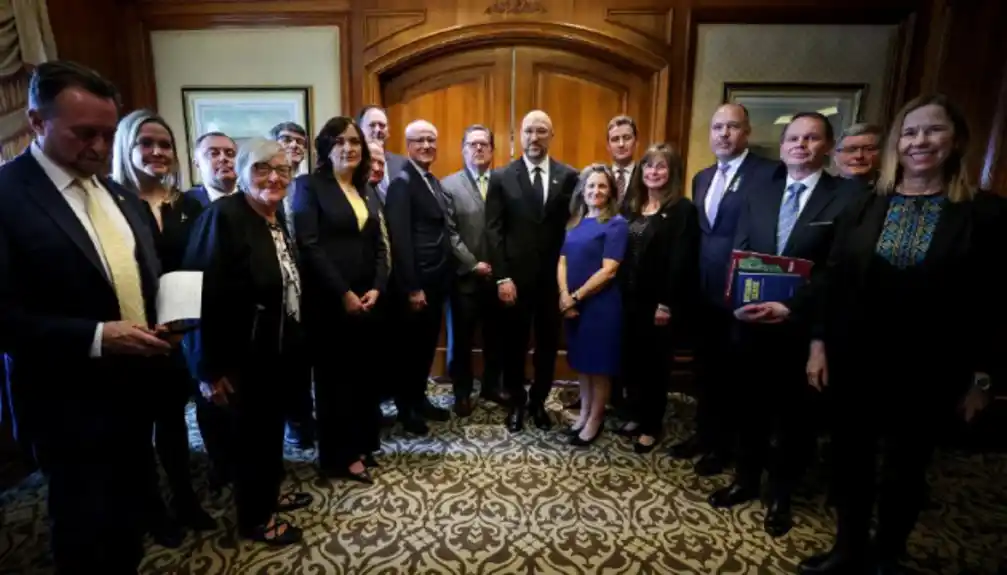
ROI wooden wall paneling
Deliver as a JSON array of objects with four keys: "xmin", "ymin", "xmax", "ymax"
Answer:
[{"xmin": 48, "ymin": 0, "xmax": 130, "ymax": 97}]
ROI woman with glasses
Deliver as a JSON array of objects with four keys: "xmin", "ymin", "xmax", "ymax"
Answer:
[{"xmin": 183, "ymin": 138, "xmax": 312, "ymax": 546}]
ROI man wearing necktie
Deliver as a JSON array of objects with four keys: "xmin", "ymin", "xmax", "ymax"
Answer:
[
  {"xmin": 669, "ymin": 103, "xmax": 776, "ymax": 476},
  {"xmin": 0, "ymin": 61, "xmax": 172, "ymax": 573},
  {"xmin": 484, "ymin": 110, "xmax": 579, "ymax": 433},
  {"xmin": 385, "ymin": 119, "xmax": 453, "ymax": 433},
  {"xmin": 441, "ymin": 124, "xmax": 506, "ymax": 415},
  {"xmin": 606, "ymin": 115, "xmax": 638, "ymax": 209},
  {"xmin": 714, "ymin": 111, "xmax": 864, "ymax": 538}
]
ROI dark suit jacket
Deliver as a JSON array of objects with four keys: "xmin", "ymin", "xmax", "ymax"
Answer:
[
  {"xmin": 734, "ymin": 166, "xmax": 865, "ymax": 323},
  {"xmin": 693, "ymin": 152, "xmax": 777, "ymax": 306},
  {"xmin": 142, "ymin": 192, "xmax": 205, "ymax": 274},
  {"xmin": 0, "ymin": 149, "xmax": 160, "ymax": 452},
  {"xmin": 181, "ymin": 193, "xmax": 294, "ymax": 385},
  {"xmin": 485, "ymin": 157, "xmax": 578, "ymax": 290},
  {"xmin": 186, "ymin": 185, "xmax": 211, "ymax": 208},
  {"xmin": 621, "ymin": 198, "xmax": 701, "ymax": 319},
  {"xmin": 292, "ymin": 173, "xmax": 388, "ymax": 319},
  {"xmin": 384, "ymin": 161, "xmax": 452, "ymax": 294},
  {"xmin": 806, "ymin": 190, "xmax": 1006, "ymax": 392}
]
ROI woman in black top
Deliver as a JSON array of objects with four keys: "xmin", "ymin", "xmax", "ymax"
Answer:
[
  {"xmin": 110, "ymin": 110, "xmax": 214, "ymax": 545},
  {"xmin": 183, "ymin": 138, "xmax": 313, "ymax": 546},
  {"xmin": 617, "ymin": 143, "xmax": 699, "ymax": 452},
  {"xmin": 754, "ymin": 95, "xmax": 1005, "ymax": 574},
  {"xmin": 293, "ymin": 116, "xmax": 388, "ymax": 483}
]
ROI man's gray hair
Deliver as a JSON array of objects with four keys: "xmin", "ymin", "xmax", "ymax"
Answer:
[
  {"xmin": 236, "ymin": 137, "xmax": 287, "ymax": 191},
  {"xmin": 838, "ymin": 123, "xmax": 884, "ymax": 145}
]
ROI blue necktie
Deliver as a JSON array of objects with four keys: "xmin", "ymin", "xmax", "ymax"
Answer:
[{"xmin": 776, "ymin": 182, "xmax": 807, "ymax": 254}]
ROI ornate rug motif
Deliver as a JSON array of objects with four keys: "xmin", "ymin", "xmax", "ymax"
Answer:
[{"xmin": 0, "ymin": 388, "xmax": 1005, "ymax": 574}]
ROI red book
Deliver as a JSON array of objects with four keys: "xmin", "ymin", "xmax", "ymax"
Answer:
[{"xmin": 725, "ymin": 250, "xmax": 815, "ymax": 308}]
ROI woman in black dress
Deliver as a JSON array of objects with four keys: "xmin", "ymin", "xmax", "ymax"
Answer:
[
  {"xmin": 183, "ymin": 138, "xmax": 313, "ymax": 545},
  {"xmin": 753, "ymin": 95, "xmax": 1005, "ymax": 574},
  {"xmin": 293, "ymin": 116, "xmax": 387, "ymax": 483},
  {"xmin": 616, "ymin": 143, "xmax": 699, "ymax": 453},
  {"xmin": 110, "ymin": 109, "xmax": 214, "ymax": 545}
]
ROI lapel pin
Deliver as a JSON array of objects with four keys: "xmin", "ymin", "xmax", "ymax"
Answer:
[
  {"xmin": 117, "ymin": 194, "xmax": 124, "ymax": 202},
  {"xmin": 728, "ymin": 176, "xmax": 742, "ymax": 193},
  {"xmin": 181, "ymin": 213, "xmax": 188, "ymax": 222}
]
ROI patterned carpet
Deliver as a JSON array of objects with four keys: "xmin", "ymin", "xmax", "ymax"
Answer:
[{"xmin": 1, "ymin": 385, "xmax": 1005, "ymax": 574}]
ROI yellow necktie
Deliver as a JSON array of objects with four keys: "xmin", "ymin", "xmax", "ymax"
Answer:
[
  {"xmin": 478, "ymin": 175, "xmax": 488, "ymax": 200},
  {"xmin": 80, "ymin": 179, "xmax": 147, "ymax": 326}
]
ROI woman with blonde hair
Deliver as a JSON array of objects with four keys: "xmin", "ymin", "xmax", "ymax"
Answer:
[
  {"xmin": 558, "ymin": 164, "xmax": 629, "ymax": 446},
  {"xmin": 752, "ymin": 94, "xmax": 1005, "ymax": 574},
  {"xmin": 111, "ymin": 109, "xmax": 214, "ymax": 545}
]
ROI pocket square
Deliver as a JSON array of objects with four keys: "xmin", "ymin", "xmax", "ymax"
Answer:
[{"xmin": 807, "ymin": 221, "xmax": 833, "ymax": 227}]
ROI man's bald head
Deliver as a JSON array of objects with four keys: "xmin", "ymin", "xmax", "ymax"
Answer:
[
  {"xmin": 709, "ymin": 103, "xmax": 750, "ymax": 161},
  {"xmin": 520, "ymin": 110, "xmax": 553, "ymax": 161},
  {"xmin": 404, "ymin": 119, "xmax": 438, "ymax": 169},
  {"xmin": 368, "ymin": 141, "xmax": 385, "ymax": 184}
]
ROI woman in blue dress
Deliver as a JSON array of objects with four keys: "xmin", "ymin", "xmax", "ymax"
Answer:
[{"xmin": 557, "ymin": 164, "xmax": 629, "ymax": 446}]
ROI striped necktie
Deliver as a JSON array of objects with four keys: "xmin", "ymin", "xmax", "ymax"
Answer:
[{"xmin": 776, "ymin": 182, "xmax": 807, "ymax": 255}]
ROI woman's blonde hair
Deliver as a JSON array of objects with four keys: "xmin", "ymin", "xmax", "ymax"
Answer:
[
  {"xmin": 626, "ymin": 143, "xmax": 684, "ymax": 216},
  {"xmin": 567, "ymin": 163, "xmax": 620, "ymax": 230},
  {"xmin": 111, "ymin": 109, "xmax": 181, "ymax": 202},
  {"xmin": 875, "ymin": 93, "xmax": 973, "ymax": 203}
]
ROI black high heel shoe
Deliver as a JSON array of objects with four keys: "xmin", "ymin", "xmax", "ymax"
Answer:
[{"xmin": 569, "ymin": 426, "xmax": 603, "ymax": 447}]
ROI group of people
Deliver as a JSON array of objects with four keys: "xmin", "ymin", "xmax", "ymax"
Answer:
[{"xmin": 0, "ymin": 58, "xmax": 1002, "ymax": 574}]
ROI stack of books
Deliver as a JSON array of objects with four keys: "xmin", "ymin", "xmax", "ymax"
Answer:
[{"xmin": 725, "ymin": 250, "xmax": 814, "ymax": 309}]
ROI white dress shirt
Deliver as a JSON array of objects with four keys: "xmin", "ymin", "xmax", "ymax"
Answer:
[
  {"xmin": 205, "ymin": 184, "xmax": 232, "ymax": 203},
  {"xmin": 29, "ymin": 142, "xmax": 136, "ymax": 358},
  {"xmin": 785, "ymin": 169, "xmax": 823, "ymax": 217},
  {"xmin": 612, "ymin": 162, "xmax": 634, "ymax": 199},
  {"xmin": 523, "ymin": 155, "xmax": 550, "ymax": 205},
  {"xmin": 703, "ymin": 148, "xmax": 750, "ymax": 215}
]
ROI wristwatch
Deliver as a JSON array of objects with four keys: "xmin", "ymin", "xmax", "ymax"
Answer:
[{"xmin": 974, "ymin": 373, "xmax": 992, "ymax": 392}]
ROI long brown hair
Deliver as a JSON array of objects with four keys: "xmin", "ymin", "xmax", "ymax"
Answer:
[
  {"xmin": 626, "ymin": 143, "xmax": 684, "ymax": 216},
  {"xmin": 567, "ymin": 163, "xmax": 620, "ymax": 230},
  {"xmin": 876, "ymin": 94, "xmax": 973, "ymax": 203}
]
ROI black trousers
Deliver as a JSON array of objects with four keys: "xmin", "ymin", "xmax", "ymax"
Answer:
[
  {"xmin": 145, "ymin": 356, "xmax": 200, "ymax": 515},
  {"xmin": 623, "ymin": 302, "xmax": 671, "ymax": 437},
  {"xmin": 284, "ymin": 356, "xmax": 315, "ymax": 435},
  {"xmin": 830, "ymin": 369, "xmax": 959, "ymax": 560},
  {"xmin": 734, "ymin": 323, "xmax": 815, "ymax": 497},
  {"xmin": 45, "ymin": 395, "xmax": 147, "ymax": 574},
  {"xmin": 501, "ymin": 281, "xmax": 561, "ymax": 408},
  {"xmin": 447, "ymin": 279, "xmax": 503, "ymax": 400},
  {"xmin": 394, "ymin": 287, "xmax": 446, "ymax": 412},
  {"xmin": 196, "ymin": 395, "xmax": 236, "ymax": 486},
  {"xmin": 693, "ymin": 302, "xmax": 739, "ymax": 455},
  {"xmin": 314, "ymin": 310, "xmax": 382, "ymax": 471}
]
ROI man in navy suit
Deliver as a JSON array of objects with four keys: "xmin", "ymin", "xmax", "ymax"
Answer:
[
  {"xmin": 185, "ymin": 131, "xmax": 237, "ymax": 207},
  {"xmin": 710, "ymin": 112, "xmax": 864, "ymax": 538},
  {"xmin": 358, "ymin": 105, "xmax": 408, "ymax": 201},
  {"xmin": 668, "ymin": 103, "xmax": 776, "ymax": 474},
  {"xmin": 0, "ymin": 61, "xmax": 172, "ymax": 573}
]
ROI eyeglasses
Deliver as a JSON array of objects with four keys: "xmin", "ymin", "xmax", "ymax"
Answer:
[
  {"xmin": 407, "ymin": 136, "xmax": 437, "ymax": 145},
  {"xmin": 253, "ymin": 162, "xmax": 293, "ymax": 178},
  {"xmin": 837, "ymin": 144, "xmax": 880, "ymax": 154},
  {"xmin": 466, "ymin": 141, "xmax": 491, "ymax": 150}
]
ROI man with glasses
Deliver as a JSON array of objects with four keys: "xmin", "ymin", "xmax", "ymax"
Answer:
[{"xmin": 834, "ymin": 123, "xmax": 882, "ymax": 186}]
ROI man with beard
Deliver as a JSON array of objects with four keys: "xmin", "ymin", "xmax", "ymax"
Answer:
[{"xmin": 186, "ymin": 131, "xmax": 237, "ymax": 206}]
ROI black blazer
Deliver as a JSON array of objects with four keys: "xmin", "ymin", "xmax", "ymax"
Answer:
[
  {"xmin": 384, "ymin": 161, "xmax": 452, "ymax": 294},
  {"xmin": 143, "ymin": 192, "xmax": 205, "ymax": 274},
  {"xmin": 0, "ymin": 149, "xmax": 160, "ymax": 450},
  {"xmin": 292, "ymin": 173, "xmax": 388, "ymax": 311},
  {"xmin": 485, "ymin": 157, "xmax": 579, "ymax": 289},
  {"xmin": 735, "ymin": 167, "xmax": 865, "ymax": 316},
  {"xmin": 622, "ymin": 198, "xmax": 701, "ymax": 318},
  {"xmin": 807, "ymin": 190, "xmax": 1006, "ymax": 387},
  {"xmin": 186, "ymin": 185, "xmax": 211, "ymax": 208},
  {"xmin": 182, "ymin": 193, "xmax": 295, "ymax": 385}
]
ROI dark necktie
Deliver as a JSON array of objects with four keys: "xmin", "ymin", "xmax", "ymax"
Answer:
[
  {"xmin": 424, "ymin": 172, "xmax": 446, "ymax": 209},
  {"xmin": 532, "ymin": 166, "xmax": 545, "ymax": 205},
  {"xmin": 616, "ymin": 168, "xmax": 627, "ymax": 198}
]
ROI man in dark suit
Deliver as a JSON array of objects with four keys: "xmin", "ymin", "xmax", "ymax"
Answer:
[
  {"xmin": 0, "ymin": 61, "xmax": 172, "ymax": 572},
  {"xmin": 669, "ymin": 103, "xmax": 776, "ymax": 475},
  {"xmin": 358, "ymin": 105, "xmax": 407, "ymax": 201},
  {"xmin": 186, "ymin": 131, "xmax": 237, "ymax": 207},
  {"xmin": 485, "ymin": 110, "xmax": 578, "ymax": 432},
  {"xmin": 442, "ymin": 124, "xmax": 505, "ymax": 416},
  {"xmin": 385, "ymin": 120, "xmax": 452, "ymax": 433},
  {"xmin": 710, "ymin": 111, "xmax": 863, "ymax": 537}
]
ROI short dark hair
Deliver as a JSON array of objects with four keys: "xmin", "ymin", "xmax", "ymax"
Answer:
[
  {"xmin": 314, "ymin": 116, "xmax": 371, "ymax": 192},
  {"xmin": 269, "ymin": 122, "xmax": 306, "ymax": 140},
  {"xmin": 606, "ymin": 115, "xmax": 637, "ymax": 138},
  {"xmin": 28, "ymin": 60, "xmax": 120, "ymax": 117},
  {"xmin": 462, "ymin": 124, "xmax": 494, "ymax": 150},
  {"xmin": 356, "ymin": 105, "xmax": 385, "ymax": 125},
  {"xmin": 781, "ymin": 111, "xmax": 834, "ymax": 143},
  {"xmin": 194, "ymin": 131, "xmax": 234, "ymax": 150}
]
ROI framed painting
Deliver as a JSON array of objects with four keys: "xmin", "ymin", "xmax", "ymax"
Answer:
[
  {"xmin": 723, "ymin": 83, "xmax": 866, "ymax": 160},
  {"xmin": 182, "ymin": 86, "xmax": 312, "ymax": 183}
]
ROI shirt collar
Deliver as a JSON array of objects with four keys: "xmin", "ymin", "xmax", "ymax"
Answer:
[
  {"xmin": 786, "ymin": 169, "xmax": 824, "ymax": 191},
  {"xmin": 612, "ymin": 162, "xmax": 634, "ymax": 174},
  {"xmin": 467, "ymin": 166, "xmax": 489, "ymax": 182},
  {"xmin": 718, "ymin": 148, "xmax": 749, "ymax": 171},
  {"xmin": 409, "ymin": 158, "xmax": 430, "ymax": 177},
  {"xmin": 523, "ymin": 155, "xmax": 549, "ymax": 174},
  {"xmin": 30, "ymin": 140, "xmax": 86, "ymax": 191}
]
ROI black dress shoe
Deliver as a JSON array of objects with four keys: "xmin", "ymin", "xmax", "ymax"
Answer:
[
  {"xmin": 694, "ymin": 452, "xmax": 726, "ymax": 476},
  {"xmin": 506, "ymin": 407, "xmax": 525, "ymax": 432},
  {"xmin": 399, "ymin": 412, "xmax": 429, "ymax": 435},
  {"xmin": 454, "ymin": 397, "xmax": 474, "ymax": 417},
  {"xmin": 798, "ymin": 549, "xmax": 867, "ymax": 574},
  {"xmin": 569, "ymin": 426, "xmax": 603, "ymax": 447},
  {"xmin": 479, "ymin": 388, "xmax": 508, "ymax": 406},
  {"xmin": 667, "ymin": 435, "xmax": 703, "ymax": 459},
  {"xmin": 763, "ymin": 497, "xmax": 793, "ymax": 537},
  {"xmin": 530, "ymin": 404, "xmax": 551, "ymax": 430},
  {"xmin": 708, "ymin": 481, "xmax": 759, "ymax": 508}
]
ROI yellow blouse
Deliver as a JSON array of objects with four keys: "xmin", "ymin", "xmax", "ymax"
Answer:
[{"xmin": 343, "ymin": 185, "xmax": 368, "ymax": 231}]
